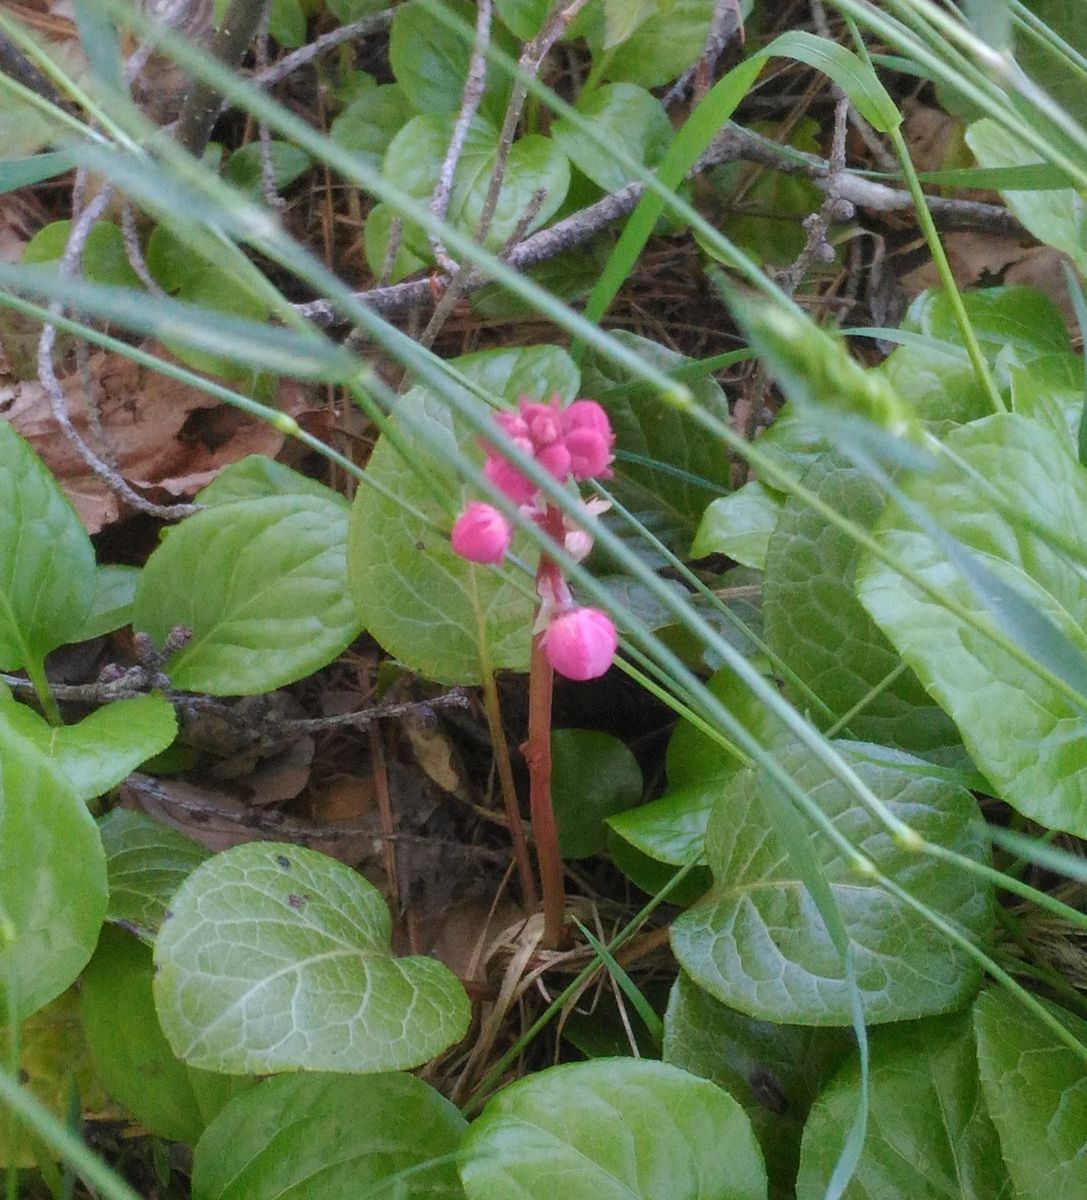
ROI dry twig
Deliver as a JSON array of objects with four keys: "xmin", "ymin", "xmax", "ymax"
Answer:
[
  {"xmin": 296, "ymin": 126, "xmax": 1022, "ymax": 329},
  {"xmin": 428, "ymin": 0, "xmax": 494, "ymax": 274}
]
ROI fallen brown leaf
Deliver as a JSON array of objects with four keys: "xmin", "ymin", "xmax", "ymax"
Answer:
[{"xmin": 1, "ymin": 348, "xmax": 314, "ymax": 531}]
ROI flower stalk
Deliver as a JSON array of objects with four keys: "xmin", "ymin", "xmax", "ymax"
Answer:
[{"xmin": 451, "ymin": 393, "xmax": 617, "ymax": 946}]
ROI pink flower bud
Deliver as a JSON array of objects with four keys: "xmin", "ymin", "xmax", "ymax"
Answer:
[
  {"xmin": 451, "ymin": 502, "xmax": 512, "ymax": 564},
  {"xmin": 565, "ymin": 427, "xmax": 613, "ymax": 479},
  {"xmin": 541, "ymin": 607, "xmax": 617, "ymax": 680},
  {"xmin": 483, "ymin": 452, "xmax": 537, "ymax": 505},
  {"xmin": 562, "ymin": 400, "xmax": 614, "ymax": 479},
  {"xmin": 536, "ymin": 440, "xmax": 572, "ymax": 481}
]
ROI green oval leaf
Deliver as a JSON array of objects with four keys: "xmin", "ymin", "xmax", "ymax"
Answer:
[
  {"xmin": 671, "ymin": 741, "xmax": 993, "ymax": 1025},
  {"xmin": 581, "ymin": 332, "xmax": 734, "ymax": 551},
  {"xmin": 973, "ymin": 988, "xmax": 1087, "ymax": 1200},
  {"xmin": 855, "ymin": 414, "xmax": 1087, "ymax": 836},
  {"xmin": 153, "ymin": 841, "xmax": 471, "ymax": 1073},
  {"xmin": 23, "ymin": 219, "xmax": 141, "ymax": 288},
  {"xmin": 134, "ymin": 494, "xmax": 363, "ymax": 695},
  {"xmin": 390, "ymin": 0, "xmax": 512, "ymax": 121},
  {"xmin": 0, "ymin": 420, "xmax": 96, "ymax": 672},
  {"xmin": 348, "ymin": 345, "xmax": 577, "ymax": 684},
  {"xmin": 330, "ymin": 83, "xmax": 409, "ymax": 173},
  {"xmin": 1, "ymin": 695, "xmax": 177, "ymax": 803},
  {"xmin": 665, "ymin": 973, "xmax": 849, "ymax": 1200},
  {"xmin": 691, "ymin": 482, "xmax": 784, "ymax": 570},
  {"xmin": 965, "ymin": 120, "xmax": 1087, "ymax": 274},
  {"xmin": 797, "ymin": 1010, "xmax": 1010, "ymax": 1199},
  {"xmin": 223, "ymin": 141, "xmax": 313, "ymax": 195},
  {"xmin": 193, "ymin": 1071, "xmax": 467, "ymax": 1200},
  {"xmin": 598, "ymin": 0, "xmax": 751, "ymax": 90},
  {"xmin": 0, "ymin": 719, "xmax": 107, "ymax": 1021},
  {"xmin": 459, "ymin": 1058, "xmax": 768, "ymax": 1200},
  {"xmin": 382, "ymin": 114, "xmax": 570, "ymax": 258},
  {"xmin": 552, "ymin": 728, "xmax": 642, "ymax": 859},
  {"xmin": 194, "ymin": 455, "xmax": 348, "ymax": 509},
  {"xmin": 76, "ymin": 564, "xmax": 140, "ymax": 641},
  {"xmin": 82, "ymin": 927, "xmax": 253, "ymax": 1145},
  {"xmin": 552, "ymin": 83, "xmax": 672, "ymax": 194},
  {"xmin": 99, "ymin": 808, "xmax": 209, "ymax": 941},
  {"xmin": 764, "ymin": 454, "xmax": 961, "ymax": 760}
]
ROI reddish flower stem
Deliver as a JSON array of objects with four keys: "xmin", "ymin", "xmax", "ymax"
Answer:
[{"xmin": 523, "ymin": 505, "xmax": 569, "ymax": 949}]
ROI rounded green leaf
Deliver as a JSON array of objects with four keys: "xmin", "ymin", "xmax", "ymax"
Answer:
[
  {"xmin": 195, "ymin": 455, "xmax": 348, "ymax": 509},
  {"xmin": 494, "ymin": 0, "xmax": 551, "ymax": 38},
  {"xmin": 608, "ymin": 781, "xmax": 717, "ymax": 867},
  {"xmin": 904, "ymin": 285, "xmax": 1072, "ymax": 359},
  {"xmin": 348, "ymin": 345, "xmax": 578, "ymax": 684},
  {"xmin": 665, "ymin": 973, "xmax": 849, "ymax": 1200},
  {"xmin": 856, "ymin": 414, "xmax": 1087, "ymax": 836},
  {"xmin": 23, "ymin": 219, "xmax": 141, "ymax": 288},
  {"xmin": 0, "ymin": 721, "xmax": 107, "ymax": 1021},
  {"xmin": 691, "ymin": 482, "xmax": 783, "ymax": 570},
  {"xmin": 82, "ymin": 927, "xmax": 253, "ymax": 1145},
  {"xmin": 330, "ymin": 83, "xmax": 409, "ymax": 173},
  {"xmin": 76, "ymin": 564, "xmax": 140, "ymax": 641},
  {"xmin": 973, "ymin": 988, "xmax": 1087, "ymax": 1200},
  {"xmin": 99, "ymin": 809, "xmax": 209, "ymax": 941},
  {"xmin": 581, "ymin": 332, "xmax": 734, "ymax": 551},
  {"xmin": 382, "ymin": 114, "xmax": 569, "ymax": 257},
  {"xmin": 0, "ymin": 420, "xmax": 96, "ymax": 671},
  {"xmin": 552, "ymin": 83, "xmax": 672, "ymax": 194},
  {"xmin": 134, "ymin": 494, "xmax": 363, "ymax": 695},
  {"xmin": 363, "ymin": 201, "xmax": 431, "ymax": 284},
  {"xmin": 665, "ymin": 663, "xmax": 787, "ymax": 789},
  {"xmin": 607, "ymin": 829, "xmax": 713, "ymax": 906},
  {"xmin": 193, "ymin": 1072, "xmax": 466, "ymax": 1200},
  {"xmin": 551, "ymin": 728, "xmax": 643, "ymax": 859},
  {"xmin": 598, "ymin": 0, "xmax": 752, "ymax": 89},
  {"xmin": 1, "ymin": 695, "xmax": 177, "ymax": 803},
  {"xmin": 390, "ymin": 0, "xmax": 513, "ymax": 121},
  {"xmin": 671, "ymin": 741, "xmax": 993, "ymax": 1025},
  {"xmin": 765, "ymin": 454, "xmax": 961, "ymax": 760},
  {"xmin": 223, "ymin": 141, "xmax": 313, "ymax": 194},
  {"xmin": 459, "ymin": 1058, "xmax": 767, "ymax": 1200},
  {"xmin": 153, "ymin": 841, "xmax": 471, "ymax": 1074},
  {"xmin": 797, "ymin": 1011, "xmax": 1010, "ymax": 1199}
]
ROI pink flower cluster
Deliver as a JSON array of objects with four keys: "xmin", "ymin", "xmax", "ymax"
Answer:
[{"xmin": 450, "ymin": 394, "xmax": 618, "ymax": 681}]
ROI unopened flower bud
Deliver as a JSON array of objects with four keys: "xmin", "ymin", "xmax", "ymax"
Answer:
[
  {"xmin": 562, "ymin": 400, "xmax": 615, "ymax": 479},
  {"xmin": 451, "ymin": 502, "xmax": 512, "ymax": 564},
  {"xmin": 542, "ymin": 607, "xmax": 617, "ymax": 680},
  {"xmin": 483, "ymin": 453, "xmax": 537, "ymax": 505}
]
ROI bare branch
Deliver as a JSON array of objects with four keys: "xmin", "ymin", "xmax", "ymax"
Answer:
[
  {"xmin": 248, "ymin": 10, "xmax": 395, "ymax": 90},
  {"xmin": 428, "ymin": 0, "xmax": 494, "ymax": 273},
  {"xmin": 37, "ymin": 184, "xmax": 198, "ymax": 522},
  {"xmin": 777, "ymin": 91, "xmax": 851, "ymax": 294},
  {"xmin": 294, "ymin": 127, "xmax": 1021, "ymax": 328},
  {"xmin": 474, "ymin": 0, "xmax": 592, "ymax": 244},
  {"xmin": 664, "ymin": 0, "xmax": 746, "ymax": 109},
  {"xmin": 175, "ymin": 0, "xmax": 271, "ymax": 156}
]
